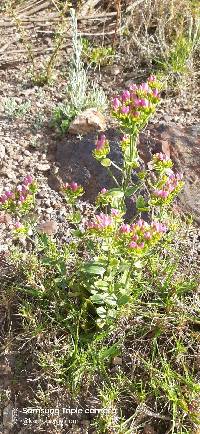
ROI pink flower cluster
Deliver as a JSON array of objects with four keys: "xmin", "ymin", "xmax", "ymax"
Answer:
[
  {"xmin": 154, "ymin": 172, "xmax": 183, "ymax": 199},
  {"xmin": 153, "ymin": 152, "xmax": 170, "ymax": 162},
  {"xmin": 95, "ymin": 134, "xmax": 106, "ymax": 151},
  {"xmin": 101, "ymin": 188, "xmax": 108, "ymax": 194},
  {"xmin": 93, "ymin": 134, "xmax": 110, "ymax": 161},
  {"xmin": 63, "ymin": 181, "xmax": 80, "ymax": 192},
  {"xmin": 87, "ymin": 213, "xmax": 113, "ymax": 230},
  {"xmin": 0, "ymin": 175, "xmax": 33, "ymax": 206},
  {"xmin": 112, "ymin": 76, "xmax": 160, "ymax": 119},
  {"xmin": 119, "ymin": 218, "xmax": 167, "ymax": 250}
]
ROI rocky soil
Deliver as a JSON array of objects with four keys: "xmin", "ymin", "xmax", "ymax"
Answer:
[{"xmin": 0, "ymin": 7, "xmax": 200, "ymax": 433}]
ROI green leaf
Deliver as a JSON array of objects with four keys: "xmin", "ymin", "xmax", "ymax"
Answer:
[
  {"xmin": 108, "ymin": 188, "xmax": 124, "ymax": 198},
  {"xmin": 125, "ymin": 185, "xmax": 139, "ymax": 197},
  {"xmin": 118, "ymin": 294, "xmax": 130, "ymax": 306},
  {"xmin": 96, "ymin": 306, "xmax": 107, "ymax": 318},
  {"xmin": 82, "ymin": 262, "xmax": 106, "ymax": 276},
  {"xmin": 101, "ymin": 158, "xmax": 111, "ymax": 167},
  {"xmin": 71, "ymin": 211, "xmax": 82, "ymax": 223},
  {"xmin": 90, "ymin": 294, "xmax": 105, "ymax": 304},
  {"xmin": 100, "ymin": 344, "xmax": 119, "ymax": 360},
  {"xmin": 136, "ymin": 195, "xmax": 149, "ymax": 211},
  {"xmin": 94, "ymin": 280, "xmax": 109, "ymax": 290},
  {"xmin": 104, "ymin": 295, "xmax": 117, "ymax": 307}
]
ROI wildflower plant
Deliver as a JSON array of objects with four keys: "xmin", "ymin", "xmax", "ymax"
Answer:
[
  {"xmin": 0, "ymin": 175, "xmax": 37, "ymax": 238},
  {"xmin": 0, "ymin": 175, "xmax": 37, "ymax": 216},
  {"xmin": 3, "ymin": 77, "xmax": 184, "ymax": 331},
  {"xmin": 52, "ymin": 9, "xmax": 107, "ymax": 134}
]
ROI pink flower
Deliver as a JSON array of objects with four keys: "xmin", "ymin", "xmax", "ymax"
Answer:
[
  {"xmin": 132, "ymin": 234, "xmax": 139, "ymax": 241},
  {"xmin": 21, "ymin": 185, "xmax": 28, "ymax": 193},
  {"xmin": 154, "ymin": 189, "xmax": 168, "ymax": 198},
  {"xmin": 121, "ymin": 105, "xmax": 130, "ymax": 115},
  {"xmin": 144, "ymin": 231, "xmax": 151, "ymax": 240},
  {"xmin": 96, "ymin": 134, "xmax": 106, "ymax": 151},
  {"xmin": 129, "ymin": 241, "xmax": 137, "ymax": 248},
  {"xmin": 139, "ymin": 98, "xmax": 149, "ymax": 108},
  {"xmin": 0, "ymin": 194, "xmax": 7, "ymax": 204},
  {"xmin": 96, "ymin": 213, "xmax": 112, "ymax": 228},
  {"xmin": 19, "ymin": 195, "xmax": 25, "ymax": 203},
  {"xmin": 101, "ymin": 188, "xmax": 107, "ymax": 194},
  {"xmin": 111, "ymin": 208, "xmax": 119, "ymax": 216},
  {"xmin": 87, "ymin": 213, "xmax": 113, "ymax": 230},
  {"xmin": 139, "ymin": 82, "xmax": 149, "ymax": 92},
  {"xmin": 14, "ymin": 221, "xmax": 22, "ymax": 229},
  {"xmin": 70, "ymin": 182, "xmax": 78, "ymax": 192},
  {"xmin": 133, "ymin": 97, "xmax": 141, "ymax": 108},
  {"xmin": 113, "ymin": 97, "xmax": 121, "ymax": 110},
  {"xmin": 138, "ymin": 242, "xmax": 145, "ymax": 248},
  {"xmin": 5, "ymin": 190, "xmax": 13, "ymax": 199},
  {"xmin": 152, "ymin": 88, "xmax": 159, "ymax": 97},
  {"xmin": 160, "ymin": 190, "xmax": 168, "ymax": 198},
  {"xmin": 148, "ymin": 75, "xmax": 156, "ymax": 82},
  {"xmin": 129, "ymin": 84, "xmax": 138, "ymax": 91},
  {"xmin": 122, "ymin": 90, "xmax": 130, "ymax": 102},
  {"xmin": 23, "ymin": 175, "xmax": 33, "ymax": 186},
  {"xmin": 137, "ymin": 219, "xmax": 144, "ymax": 227},
  {"xmin": 119, "ymin": 224, "xmax": 131, "ymax": 233},
  {"xmin": 17, "ymin": 185, "xmax": 23, "ymax": 192},
  {"xmin": 155, "ymin": 152, "xmax": 169, "ymax": 161}
]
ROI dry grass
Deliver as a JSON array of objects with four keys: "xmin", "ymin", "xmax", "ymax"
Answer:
[{"xmin": 121, "ymin": 0, "xmax": 200, "ymax": 68}]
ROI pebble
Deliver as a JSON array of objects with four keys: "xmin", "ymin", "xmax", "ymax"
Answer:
[
  {"xmin": 37, "ymin": 163, "xmax": 51, "ymax": 172},
  {"xmin": 3, "ymin": 402, "xmax": 13, "ymax": 429}
]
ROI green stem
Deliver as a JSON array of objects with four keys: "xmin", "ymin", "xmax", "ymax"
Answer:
[
  {"xmin": 111, "ymin": 161, "xmax": 123, "ymax": 172},
  {"xmin": 106, "ymin": 167, "xmax": 120, "ymax": 187}
]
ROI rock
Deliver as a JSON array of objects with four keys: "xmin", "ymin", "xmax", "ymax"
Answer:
[
  {"xmin": 37, "ymin": 220, "xmax": 58, "ymax": 235},
  {"xmin": 56, "ymin": 122, "xmax": 200, "ymax": 223},
  {"xmin": 0, "ymin": 144, "xmax": 5, "ymax": 161},
  {"xmin": 143, "ymin": 424, "xmax": 156, "ymax": 434},
  {"xmin": 68, "ymin": 108, "xmax": 106, "ymax": 135},
  {"xmin": 3, "ymin": 402, "xmax": 13, "ymax": 429},
  {"xmin": 112, "ymin": 356, "xmax": 123, "ymax": 365},
  {"xmin": 56, "ymin": 128, "xmax": 122, "ymax": 200},
  {"xmin": 140, "ymin": 123, "xmax": 200, "ymax": 223},
  {"xmin": 37, "ymin": 163, "xmax": 51, "ymax": 172},
  {"xmin": 0, "ymin": 212, "xmax": 12, "ymax": 225},
  {"xmin": 48, "ymin": 172, "xmax": 63, "ymax": 192}
]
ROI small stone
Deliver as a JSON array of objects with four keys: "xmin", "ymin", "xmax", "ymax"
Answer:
[
  {"xmin": 0, "ymin": 212, "xmax": 12, "ymax": 225},
  {"xmin": 112, "ymin": 356, "xmax": 122, "ymax": 366},
  {"xmin": 37, "ymin": 163, "xmax": 51, "ymax": 172},
  {"xmin": 0, "ymin": 144, "xmax": 6, "ymax": 160},
  {"xmin": 143, "ymin": 424, "xmax": 156, "ymax": 434},
  {"xmin": 37, "ymin": 220, "xmax": 58, "ymax": 235},
  {"xmin": 68, "ymin": 108, "xmax": 106, "ymax": 135},
  {"xmin": 45, "ymin": 207, "xmax": 54, "ymax": 215},
  {"xmin": 3, "ymin": 402, "xmax": 13, "ymax": 429}
]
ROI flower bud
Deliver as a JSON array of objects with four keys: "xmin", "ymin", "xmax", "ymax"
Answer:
[
  {"xmin": 119, "ymin": 224, "xmax": 131, "ymax": 233},
  {"xmin": 129, "ymin": 241, "xmax": 137, "ymax": 248},
  {"xmin": 101, "ymin": 188, "xmax": 107, "ymax": 194},
  {"xmin": 121, "ymin": 105, "xmax": 130, "ymax": 115},
  {"xmin": 112, "ymin": 97, "xmax": 121, "ymax": 110}
]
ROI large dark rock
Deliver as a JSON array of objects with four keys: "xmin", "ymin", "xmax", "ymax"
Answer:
[
  {"xmin": 142, "ymin": 124, "xmax": 200, "ymax": 223},
  {"xmin": 53, "ymin": 123, "xmax": 200, "ymax": 223},
  {"xmin": 55, "ymin": 128, "xmax": 122, "ymax": 200}
]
